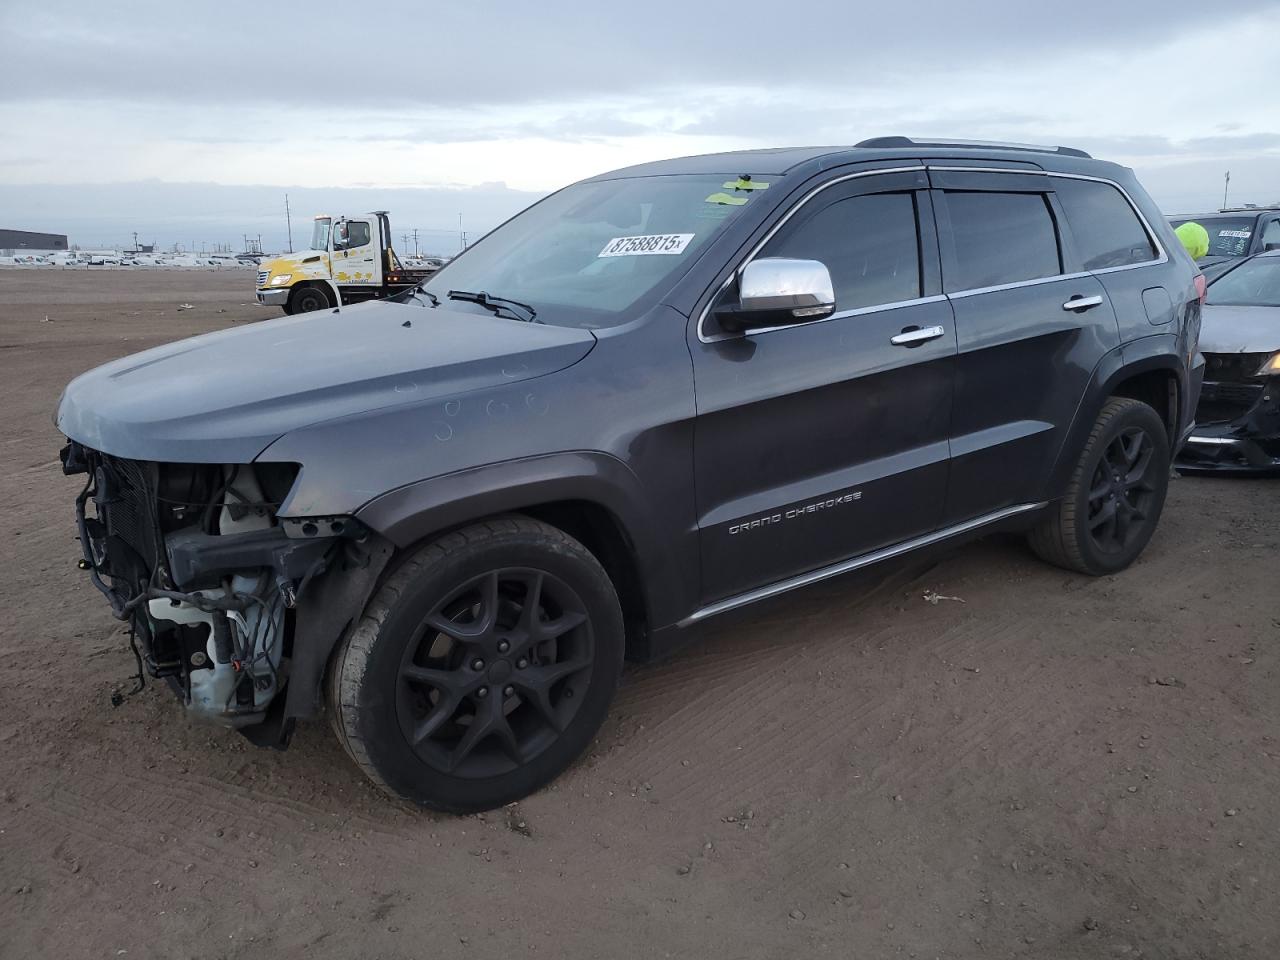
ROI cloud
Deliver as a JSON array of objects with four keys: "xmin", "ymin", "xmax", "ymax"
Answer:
[
  {"xmin": 3, "ymin": 0, "xmax": 1276, "ymax": 111},
  {"xmin": 1, "ymin": 0, "xmax": 1275, "ymax": 242}
]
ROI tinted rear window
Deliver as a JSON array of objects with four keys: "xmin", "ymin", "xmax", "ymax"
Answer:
[
  {"xmin": 762, "ymin": 191, "xmax": 921, "ymax": 310},
  {"xmin": 1170, "ymin": 217, "xmax": 1256, "ymax": 258},
  {"xmin": 944, "ymin": 191, "xmax": 1061, "ymax": 290},
  {"xmin": 1053, "ymin": 177, "xmax": 1155, "ymax": 270}
]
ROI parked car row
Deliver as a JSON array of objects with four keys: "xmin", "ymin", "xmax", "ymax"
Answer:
[{"xmin": 0, "ymin": 255, "xmax": 256, "ymax": 268}]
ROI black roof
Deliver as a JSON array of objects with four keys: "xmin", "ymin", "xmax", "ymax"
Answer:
[
  {"xmin": 1170, "ymin": 208, "xmax": 1279, "ymax": 220},
  {"xmin": 588, "ymin": 138, "xmax": 1118, "ymax": 182}
]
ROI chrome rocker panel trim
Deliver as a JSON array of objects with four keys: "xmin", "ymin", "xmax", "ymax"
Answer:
[{"xmin": 679, "ymin": 501, "xmax": 1047, "ymax": 627}]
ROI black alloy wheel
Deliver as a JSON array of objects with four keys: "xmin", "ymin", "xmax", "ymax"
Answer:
[
  {"xmin": 395, "ymin": 567, "xmax": 594, "ymax": 778},
  {"xmin": 328, "ymin": 516, "xmax": 624, "ymax": 812},
  {"xmin": 1086, "ymin": 425, "xmax": 1158, "ymax": 556},
  {"xmin": 1028, "ymin": 396, "xmax": 1170, "ymax": 575}
]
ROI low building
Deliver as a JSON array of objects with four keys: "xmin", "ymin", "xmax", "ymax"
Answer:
[{"xmin": 0, "ymin": 228, "xmax": 69, "ymax": 253}]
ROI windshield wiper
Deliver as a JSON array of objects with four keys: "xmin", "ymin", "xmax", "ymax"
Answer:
[
  {"xmin": 446, "ymin": 289, "xmax": 539, "ymax": 323},
  {"xmin": 413, "ymin": 288, "xmax": 439, "ymax": 307}
]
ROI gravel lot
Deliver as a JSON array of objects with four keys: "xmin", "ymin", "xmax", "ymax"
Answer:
[{"xmin": 1, "ymin": 270, "xmax": 1277, "ymax": 959}]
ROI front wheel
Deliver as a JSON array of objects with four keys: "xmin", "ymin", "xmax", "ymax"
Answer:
[
  {"xmin": 327, "ymin": 516, "xmax": 624, "ymax": 812},
  {"xmin": 289, "ymin": 285, "xmax": 331, "ymax": 314},
  {"xmin": 1028, "ymin": 397, "xmax": 1170, "ymax": 575}
]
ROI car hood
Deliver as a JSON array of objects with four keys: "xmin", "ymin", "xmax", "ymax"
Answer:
[
  {"xmin": 259, "ymin": 250, "xmax": 330, "ymax": 282},
  {"xmin": 56, "ymin": 299, "xmax": 596, "ymax": 463},
  {"xmin": 1199, "ymin": 304, "xmax": 1280, "ymax": 354}
]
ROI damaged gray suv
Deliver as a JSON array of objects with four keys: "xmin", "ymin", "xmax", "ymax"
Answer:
[{"xmin": 57, "ymin": 138, "xmax": 1203, "ymax": 811}]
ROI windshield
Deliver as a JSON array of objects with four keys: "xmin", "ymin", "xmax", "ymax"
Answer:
[
  {"xmin": 1171, "ymin": 217, "xmax": 1255, "ymax": 258},
  {"xmin": 310, "ymin": 218, "xmax": 331, "ymax": 252},
  {"xmin": 1206, "ymin": 256, "xmax": 1280, "ymax": 307},
  {"xmin": 421, "ymin": 174, "xmax": 766, "ymax": 327}
]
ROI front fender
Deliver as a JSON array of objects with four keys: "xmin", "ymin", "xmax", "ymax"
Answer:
[{"xmin": 354, "ymin": 450, "xmax": 691, "ymax": 632}]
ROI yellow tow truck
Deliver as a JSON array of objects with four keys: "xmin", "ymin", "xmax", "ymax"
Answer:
[{"xmin": 255, "ymin": 212, "xmax": 438, "ymax": 314}]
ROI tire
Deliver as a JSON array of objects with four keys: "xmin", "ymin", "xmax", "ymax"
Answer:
[
  {"xmin": 290, "ymin": 285, "xmax": 331, "ymax": 314},
  {"xmin": 327, "ymin": 515, "xmax": 624, "ymax": 812},
  {"xmin": 1028, "ymin": 397, "xmax": 1170, "ymax": 575}
]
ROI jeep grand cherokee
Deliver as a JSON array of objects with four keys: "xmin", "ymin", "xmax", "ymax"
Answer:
[{"xmin": 57, "ymin": 137, "xmax": 1204, "ymax": 812}]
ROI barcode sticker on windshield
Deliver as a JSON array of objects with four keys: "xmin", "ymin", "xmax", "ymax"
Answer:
[
  {"xmin": 1219, "ymin": 229, "xmax": 1251, "ymax": 238},
  {"xmin": 598, "ymin": 234, "xmax": 694, "ymax": 257}
]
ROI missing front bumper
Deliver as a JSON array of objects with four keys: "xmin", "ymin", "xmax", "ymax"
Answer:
[{"xmin": 1176, "ymin": 374, "xmax": 1280, "ymax": 474}]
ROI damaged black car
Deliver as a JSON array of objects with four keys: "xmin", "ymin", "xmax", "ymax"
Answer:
[{"xmin": 1178, "ymin": 250, "xmax": 1280, "ymax": 473}]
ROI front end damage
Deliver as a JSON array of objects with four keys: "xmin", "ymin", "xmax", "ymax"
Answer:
[
  {"xmin": 1177, "ymin": 352, "xmax": 1280, "ymax": 473},
  {"xmin": 61, "ymin": 440, "xmax": 391, "ymax": 743}
]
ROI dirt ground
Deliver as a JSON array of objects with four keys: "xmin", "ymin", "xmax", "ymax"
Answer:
[{"xmin": 1, "ymin": 270, "xmax": 1276, "ymax": 959}]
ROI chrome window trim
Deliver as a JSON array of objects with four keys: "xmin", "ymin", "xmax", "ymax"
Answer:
[
  {"xmin": 947, "ymin": 271, "xmax": 1092, "ymax": 300},
  {"xmin": 678, "ymin": 500, "xmax": 1046, "ymax": 627},
  {"xmin": 828, "ymin": 295, "xmax": 948, "ymax": 322},
  {"xmin": 702, "ymin": 294, "xmax": 948, "ymax": 342},
  {"xmin": 695, "ymin": 165, "xmax": 926, "ymax": 344},
  {"xmin": 696, "ymin": 164, "xmax": 1168, "ymax": 344}
]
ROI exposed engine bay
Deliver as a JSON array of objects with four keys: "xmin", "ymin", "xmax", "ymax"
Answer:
[{"xmin": 60, "ymin": 439, "xmax": 379, "ymax": 736}]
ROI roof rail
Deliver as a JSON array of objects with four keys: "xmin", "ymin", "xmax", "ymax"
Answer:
[
  {"xmin": 855, "ymin": 136, "xmax": 1092, "ymax": 159},
  {"xmin": 1219, "ymin": 204, "xmax": 1280, "ymax": 213}
]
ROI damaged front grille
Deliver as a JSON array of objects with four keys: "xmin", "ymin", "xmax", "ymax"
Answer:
[
  {"xmin": 1197, "ymin": 381, "xmax": 1265, "ymax": 424},
  {"xmin": 94, "ymin": 456, "xmax": 164, "ymax": 576},
  {"xmin": 1197, "ymin": 353, "xmax": 1270, "ymax": 424},
  {"xmin": 1203, "ymin": 352, "xmax": 1270, "ymax": 384}
]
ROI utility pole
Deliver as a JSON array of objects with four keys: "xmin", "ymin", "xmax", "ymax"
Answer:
[
  {"xmin": 401, "ymin": 231, "xmax": 410, "ymax": 251},
  {"xmin": 285, "ymin": 193, "xmax": 294, "ymax": 253},
  {"xmin": 412, "ymin": 228, "xmax": 419, "ymax": 257},
  {"xmin": 459, "ymin": 212, "xmax": 466, "ymax": 251},
  {"xmin": 1222, "ymin": 171, "xmax": 1230, "ymax": 210},
  {"xmin": 131, "ymin": 231, "xmax": 139, "ymax": 254}
]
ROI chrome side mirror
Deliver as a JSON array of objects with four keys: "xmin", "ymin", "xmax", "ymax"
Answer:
[{"xmin": 716, "ymin": 258, "xmax": 836, "ymax": 332}]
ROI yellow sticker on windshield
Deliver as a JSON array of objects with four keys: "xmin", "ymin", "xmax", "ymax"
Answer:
[
  {"xmin": 724, "ymin": 178, "xmax": 769, "ymax": 191},
  {"xmin": 705, "ymin": 192, "xmax": 749, "ymax": 206}
]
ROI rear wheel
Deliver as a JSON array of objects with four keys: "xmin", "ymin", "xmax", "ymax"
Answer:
[
  {"xmin": 1028, "ymin": 397, "xmax": 1170, "ymax": 575},
  {"xmin": 327, "ymin": 516, "xmax": 624, "ymax": 812},
  {"xmin": 290, "ymin": 285, "xmax": 331, "ymax": 314}
]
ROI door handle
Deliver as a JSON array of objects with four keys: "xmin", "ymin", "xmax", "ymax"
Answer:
[
  {"xmin": 1062, "ymin": 294, "xmax": 1103, "ymax": 312},
  {"xmin": 890, "ymin": 324, "xmax": 946, "ymax": 346}
]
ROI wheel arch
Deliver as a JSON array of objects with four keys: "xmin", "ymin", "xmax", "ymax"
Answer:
[
  {"xmin": 353, "ymin": 451, "xmax": 692, "ymax": 657},
  {"xmin": 1045, "ymin": 336, "xmax": 1184, "ymax": 498}
]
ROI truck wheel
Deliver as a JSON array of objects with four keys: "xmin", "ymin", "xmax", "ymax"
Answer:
[
  {"xmin": 327, "ymin": 516, "xmax": 624, "ymax": 812},
  {"xmin": 290, "ymin": 285, "xmax": 331, "ymax": 314},
  {"xmin": 1028, "ymin": 397, "xmax": 1170, "ymax": 576}
]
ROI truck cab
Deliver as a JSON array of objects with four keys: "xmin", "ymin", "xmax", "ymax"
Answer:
[{"xmin": 255, "ymin": 212, "xmax": 434, "ymax": 314}]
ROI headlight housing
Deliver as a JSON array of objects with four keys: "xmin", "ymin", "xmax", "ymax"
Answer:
[
  {"xmin": 1256, "ymin": 352, "xmax": 1280, "ymax": 377},
  {"xmin": 270, "ymin": 274, "xmax": 293, "ymax": 286}
]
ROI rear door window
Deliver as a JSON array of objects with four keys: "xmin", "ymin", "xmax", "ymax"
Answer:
[
  {"xmin": 760, "ymin": 191, "xmax": 921, "ymax": 311},
  {"xmin": 942, "ymin": 191, "xmax": 1061, "ymax": 291},
  {"xmin": 1052, "ymin": 177, "xmax": 1155, "ymax": 269}
]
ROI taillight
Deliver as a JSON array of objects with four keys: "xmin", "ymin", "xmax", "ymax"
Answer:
[{"xmin": 1194, "ymin": 274, "xmax": 1207, "ymax": 303}]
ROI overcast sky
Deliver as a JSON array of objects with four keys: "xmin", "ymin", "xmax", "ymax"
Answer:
[{"xmin": 2, "ymin": 1, "xmax": 1277, "ymax": 252}]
